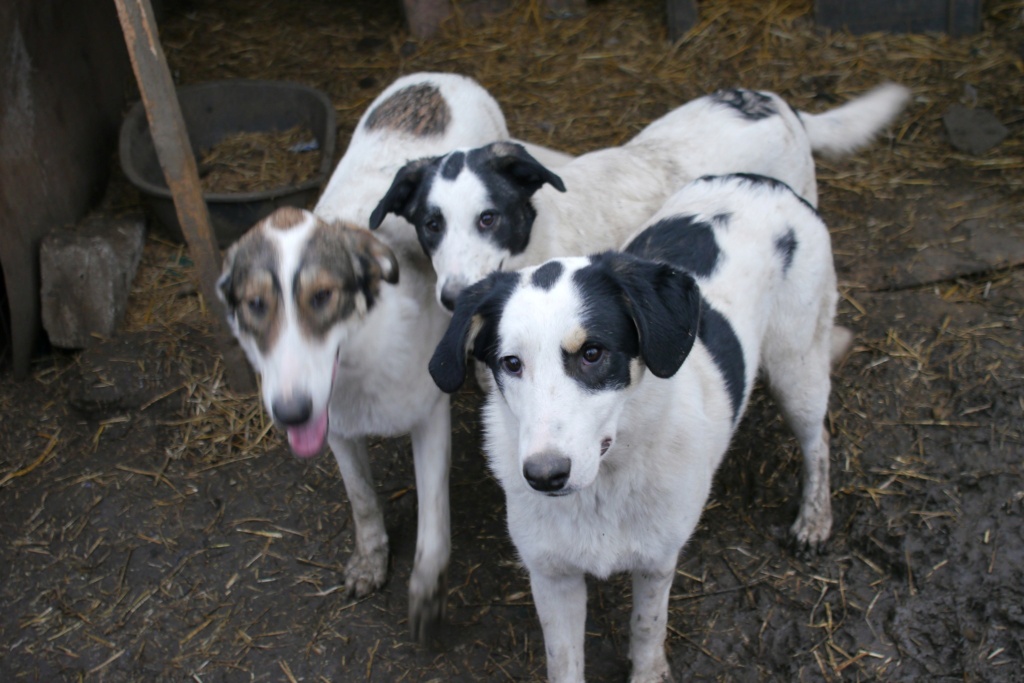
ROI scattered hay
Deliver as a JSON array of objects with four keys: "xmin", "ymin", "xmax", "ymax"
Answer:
[
  {"xmin": 5, "ymin": 1, "xmax": 1022, "ymax": 680},
  {"xmin": 147, "ymin": 0, "xmax": 1024, "ymax": 469},
  {"xmin": 197, "ymin": 125, "xmax": 322, "ymax": 194}
]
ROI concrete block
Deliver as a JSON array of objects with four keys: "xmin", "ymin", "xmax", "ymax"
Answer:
[{"xmin": 40, "ymin": 214, "xmax": 146, "ymax": 349}]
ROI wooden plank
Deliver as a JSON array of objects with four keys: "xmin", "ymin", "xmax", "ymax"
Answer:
[{"xmin": 113, "ymin": 0, "xmax": 255, "ymax": 393}]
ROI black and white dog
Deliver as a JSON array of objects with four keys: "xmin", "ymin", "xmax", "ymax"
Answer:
[
  {"xmin": 371, "ymin": 83, "xmax": 908, "ymax": 311},
  {"xmin": 429, "ymin": 174, "xmax": 846, "ymax": 681},
  {"xmin": 217, "ymin": 72, "xmax": 569, "ymax": 642}
]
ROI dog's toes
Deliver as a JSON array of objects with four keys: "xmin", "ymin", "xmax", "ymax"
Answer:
[
  {"xmin": 630, "ymin": 662, "xmax": 675, "ymax": 683},
  {"xmin": 409, "ymin": 569, "xmax": 448, "ymax": 646},
  {"xmin": 790, "ymin": 513, "xmax": 832, "ymax": 556},
  {"xmin": 344, "ymin": 547, "xmax": 389, "ymax": 598}
]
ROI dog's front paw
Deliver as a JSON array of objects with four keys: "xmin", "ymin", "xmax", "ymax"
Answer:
[
  {"xmin": 790, "ymin": 508, "xmax": 832, "ymax": 554},
  {"xmin": 630, "ymin": 661, "xmax": 674, "ymax": 683},
  {"xmin": 344, "ymin": 544, "xmax": 389, "ymax": 598},
  {"xmin": 409, "ymin": 568, "xmax": 448, "ymax": 645}
]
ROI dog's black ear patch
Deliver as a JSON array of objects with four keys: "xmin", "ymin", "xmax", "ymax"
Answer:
[
  {"xmin": 588, "ymin": 252, "xmax": 702, "ymax": 379},
  {"xmin": 481, "ymin": 142, "xmax": 566, "ymax": 196},
  {"xmin": 430, "ymin": 271, "xmax": 520, "ymax": 393},
  {"xmin": 370, "ymin": 156, "xmax": 439, "ymax": 229}
]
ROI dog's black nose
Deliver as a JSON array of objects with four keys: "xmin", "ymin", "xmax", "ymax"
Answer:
[
  {"xmin": 523, "ymin": 452, "xmax": 572, "ymax": 493},
  {"xmin": 272, "ymin": 394, "xmax": 313, "ymax": 426},
  {"xmin": 439, "ymin": 282, "xmax": 464, "ymax": 312}
]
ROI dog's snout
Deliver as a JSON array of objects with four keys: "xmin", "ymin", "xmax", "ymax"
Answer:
[
  {"xmin": 523, "ymin": 452, "xmax": 572, "ymax": 493},
  {"xmin": 272, "ymin": 394, "xmax": 313, "ymax": 426},
  {"xmin": 439, "ymin": 281, "xmax": 465, "ymax": 312}
]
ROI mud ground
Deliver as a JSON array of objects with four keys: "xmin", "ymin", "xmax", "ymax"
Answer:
[{"xmin": 2, "ymin": 0, "xmax": 1023, "ymax": 681}]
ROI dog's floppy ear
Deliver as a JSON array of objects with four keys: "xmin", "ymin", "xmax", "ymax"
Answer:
[
  {"xmin": 597, "ymin": 251, "xmax": 702, "ymax": 379},
  {"xmin": 217, "ymin": 245, "xmax": 238, "ymax": 310},
  {"xmin": 345, "ymin": 226, "xmax": 399, "ymax": 285},
  {"xmin": 429, "ymin": 271, "xmax": 518, "ymax": 393},
  {"xmin": 369, "ymin": 156, "xmax": 438, "ymax": 229},
  {"xmin": 484, "ymin": 141, "xmax": 567, "ymax": 196}
]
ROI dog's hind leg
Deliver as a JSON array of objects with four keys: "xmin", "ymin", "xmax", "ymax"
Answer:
[
  {"xmin": 764, "ymin": 330, "xmax": 835, "ymax": 551},
  {"xmin": 329, "ymin": 434, "xmax": 390, "ymax": 597},
  {"xmin": 530, "ymin": 570, "xmax": 587, "ymax": 683},
  {"xmin": 629, "ymin": 560, "xmax": 677, "ymax": 683},
  {"xmin": 408, "ymin": 394, "xmax": 452, "ymax": 644}
]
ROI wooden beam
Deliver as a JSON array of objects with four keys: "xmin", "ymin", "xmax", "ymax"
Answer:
[{"xmin": 113, "ymin": 0, "xmax": 254, "ymax": 393}]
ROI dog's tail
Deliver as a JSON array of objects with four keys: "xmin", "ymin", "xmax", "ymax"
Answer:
[{"xmin": 799, "ymin": 83, "xmax": 911, "ymax": 160}]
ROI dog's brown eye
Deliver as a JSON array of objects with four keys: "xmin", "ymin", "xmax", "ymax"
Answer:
[
  {"xmin": 424, "ymin": 217, "xmax": 442, "ymax": 234},
  {"xmin": 581, "ymin": 344, "xmax": 604, "ymax": 364},
  {"xmin": 500, "ymin": 355, "xmax": 523, "ymax": 376},
  {"xmin": 478, "ymin": 210, "xmax": 497, "ymax": 230},
  {"xmin": 310, "ymin": 288, "xmax": 334, "ymax": 310},
  {"xmin": 247, "ymin": 296, "xmax": 267, "ymax": 317}
]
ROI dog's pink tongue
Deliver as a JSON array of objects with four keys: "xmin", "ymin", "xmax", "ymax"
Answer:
[{"xmin": 287, "ymin": 411, "xmax": 328, "ymax": 458}]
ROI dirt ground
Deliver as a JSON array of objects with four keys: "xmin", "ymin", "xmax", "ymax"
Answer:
[{"xmin": 2, "ymin": 1, "xmax": 1023, "ymax": 681}]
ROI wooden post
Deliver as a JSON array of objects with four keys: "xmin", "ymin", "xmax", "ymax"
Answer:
[{"xmin": 113, "ymin": 0, "xmax": 255, "ymax": 393}]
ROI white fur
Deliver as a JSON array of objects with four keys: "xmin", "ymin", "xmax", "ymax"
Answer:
[
  {"xmin": 418, "ymin": 83, "xmax": 908, "ymax": 309},
  {"xmin": 472, "ymin": 176, "xmax": 841, "ymax": 681},
  {"xmin": 223, "ymin": 72, "xmax": 569, "ymax": 642}
]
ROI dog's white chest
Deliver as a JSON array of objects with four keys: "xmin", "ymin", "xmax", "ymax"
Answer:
[{"xmin": 503, "ymin": 452, "xmax": 713, "ymax": 579}]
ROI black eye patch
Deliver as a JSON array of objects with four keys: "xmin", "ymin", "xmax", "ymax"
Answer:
[{"xmin": 567, "ymin": 267, "xmax": 642, "ymax": 392}]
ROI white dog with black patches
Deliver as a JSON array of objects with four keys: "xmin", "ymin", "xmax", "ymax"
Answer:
[
  {"xmin": 371, "ymin": 83, "xmax": 908, "ymax": 311},
  {"xmin": 217, "ymin": 72, "xmax": 570, "ymax": 643},
  {"xmin": 429, "ymin": 174, "xmax": 846, "ymax": 682}
]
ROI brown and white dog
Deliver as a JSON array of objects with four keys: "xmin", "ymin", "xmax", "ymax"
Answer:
[{"xmin": 217, "ymin": 72, "xmax": 571, "ymax": 642}]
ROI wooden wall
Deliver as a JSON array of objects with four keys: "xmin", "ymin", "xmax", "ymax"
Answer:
[{"xmin": 0, "ymin": 0, "xmax": 130, "ymax": 378}]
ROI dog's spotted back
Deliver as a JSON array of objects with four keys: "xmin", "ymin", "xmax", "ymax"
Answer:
[{"xmin": 364, "ymin": 83, "xmax": 451, "ymax": 137}]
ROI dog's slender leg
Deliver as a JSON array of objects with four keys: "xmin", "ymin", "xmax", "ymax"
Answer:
[
  {"xmin": 766, "ymin": 339, "xmax": 834, "ymax": 550},
  {"xmin": 328, "ymin": 434, "xmax": 390, "ymax": 596},
  {"xmin": 408, "ymin": 394, "xmax": 452, "ymax": 644},
  {"xmin": 629, "ymin": 562, "xmax": 676, "ymax": 683},
  {"xmin": 790, "ymin": 424, "xmax": 833, "ymax": 549},
  {"xmin": 530, "ymin": 571, "xmax": 587, "ymax": 683}
]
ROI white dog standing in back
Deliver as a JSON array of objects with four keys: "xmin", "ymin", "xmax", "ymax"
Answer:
[
  {"xmin": 429, "ymin": 174, "xmax": 849, "ymax": 682},
  {"xmin": 216, "ymin": 72, "xmax": 571, "ymax": 643},
  {"xmin": 371, "ymin": 83, "xmax": 908, "ymax": 311}
]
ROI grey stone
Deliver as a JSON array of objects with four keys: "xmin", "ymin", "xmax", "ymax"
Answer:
[
  {"xmin": 40, "ymin": 214, "xmax": 146, "ymax": 349},
  {"xmin": 943, "ymin": 104, "xmax": 1008, "ymax": 155}
]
